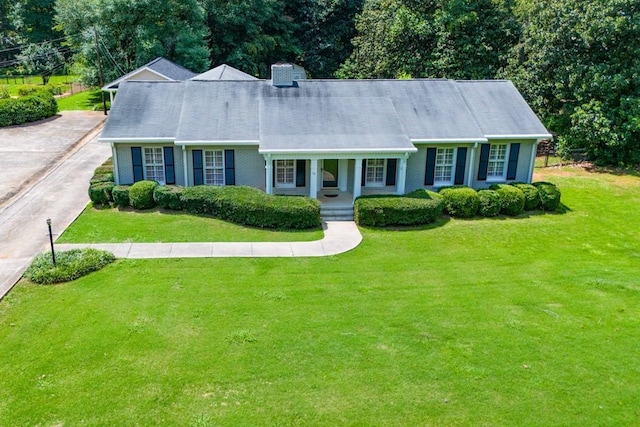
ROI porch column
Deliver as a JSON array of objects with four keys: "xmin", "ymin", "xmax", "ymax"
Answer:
[
  {"xmin": 111, "ymin": 143, "xmax": 120, "ymax": 185},
  {"xmin": 338, "ymin": 159, "xmax": 348, "ymax": 191},
  {"xmin": 467, "ymin": 143, "xmax": 478, "ymax": 187},
  {"xmin": 396, "ymin": 155, "xmax": 408, "ymax": 195},
  {"xmin": 265, "ymin": 155, "xmax": 273, "ymax": 194},
  {"xmin": 182, "ymin": 145, "xmax": 188, "ymax": 186},
  {"xmin": 309, "ymin": 159, "xmax": 318, "ymax": 199},
  {"xmin": 528, "ymin": 139, "xmax": 542, "ymax": 183},
  {"xmin": 353, "ymin": 157, "xmax": 363, "ymax": 200}
]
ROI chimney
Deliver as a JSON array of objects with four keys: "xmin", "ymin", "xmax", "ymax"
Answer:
[{"xmin": 271, "ymin": 63, "xmax": 294, "ymax": 87}]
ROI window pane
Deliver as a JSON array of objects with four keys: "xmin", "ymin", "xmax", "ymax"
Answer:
[
  {"xmin": 488, "ymin": 144, "xmax": 507, "ymax": 178},
  {"xmin": 143, "ymin": 148, "xmax": 165, "ymax": 184},
  {"xmin": 204, "ymin": 150, "xmax": 224, "ymax": 185},
  {"xmin": 435, "ymin": 148, "xmax": 454, "ymax": 183}
]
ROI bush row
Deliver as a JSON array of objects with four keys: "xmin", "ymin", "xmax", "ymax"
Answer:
[
  {"xmin": 90, "ymin": 176, "xmax": 321, "ymax": 229},
  {"xmin": 0, "ymin": 88, "xmax": 58, "ymax": 127},
  {"xmin": 17, "ymin": 83, "xmax": 67, "ymax": 96},
  {"xmin": 354, "ymin": 182, "xmax": 561, "ymax": 225},
  {"xmin": 354, "ymin": 190, "xmax": 444, "ymax": 227},
  {"xmin": 436, "ymin": 182, "xmax": 560, "ymax": 218}
]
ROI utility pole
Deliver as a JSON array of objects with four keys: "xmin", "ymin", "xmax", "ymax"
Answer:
[{"xmin": 93, "ymin": 26, "xmax": 108, "ymax": 115}]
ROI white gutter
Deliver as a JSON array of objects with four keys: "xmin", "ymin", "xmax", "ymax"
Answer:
[
  {"xmin": 110, "ymin": 142, "xmax": 120, "ymax": 185},
  {"xmin": 175, "ymin": 140, "xmax": 260, "ymax": 146},
  {"xmin": 484, "ymin": 134, "xmax": 552, "ymax": 140},
  {"xmin": 182, "ymin": 145, "xmax": 188, "ymax": 186},
  {"xmin": 99, "ymin": 137, "xmax": 175, "ymax": 143},
  {"xmin": 528, "ymin": 138, "xmax": 545, "ymax": 182},
  {"xmin": 259, "ymin": 147, "xmax": 418, "ymax": 154},
  {"xmin": 411, "ymin": 138, "xmax": 487, "ymax": 143}
]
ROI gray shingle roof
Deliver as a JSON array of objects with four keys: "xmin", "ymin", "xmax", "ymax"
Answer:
[
  {"xmin": 102, "ymin": 57, "xmax": 197, "ymax": 90},
  {"xmin": 101, "ymin": 78, "xmax": 550, "ymax": 153},
  {"xmin": 191, "ymin": 64, "xmax": 258, "ymax": 81}
]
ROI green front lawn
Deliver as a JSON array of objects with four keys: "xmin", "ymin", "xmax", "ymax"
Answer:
[
  {"xmin": 57, "ymin": 204, "xmax": 324, "ymax": 242},
  {"xmin": 56, "ymin": 89, "xmax": 108, "ymax": 111},
  {"xmin": 1, "ymin": 167, "xmax": 639, "ymax": 425}
]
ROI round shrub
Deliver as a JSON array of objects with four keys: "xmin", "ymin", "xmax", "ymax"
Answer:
[
  {"xmin": 533, "ymin": 181, "xmax": 562, "ymax": 211},
  {"xmin": 354, "ymin": 195, "xmax": 444, "ymax": 227},
  {"xmin": 88, "ymin": 181, "xmax": 114, "ymax": 206},
  {"xmin": 438, "ymin": 186, "xmax": 479, "ymax": 218},
  {"xmin": 477, "ymin": 189, "xmax": 501, "ymax": 217},
  {"xmin": 511, "ymin": 183, "xmax": 540, "ymax": 211},
  {"xmin": 490, "ymin": 184, "xmax": 525, "ymax": 216},
  {"xmin": 112, "ymin": 185, "xmax": 131, "ymax": 208},
  {"xmin": 0, "ymin": 86, "xmax": 9, "ymax": 99},
  {"xmin": 129, "ymin": 180, "xmax": 158, "ymax": 209},
  {"xmin": 154, "ymin": 185, "xmax": 184, "ymax": 210},
  {"xmin": 24, "ymin": 248, "xmax": 116, "ymax": 285}
]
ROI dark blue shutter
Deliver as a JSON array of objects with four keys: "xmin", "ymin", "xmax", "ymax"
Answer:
[
  {"xmin": 386, "ymin": 159, "xmax": 397, "ymax": 186},
  {"xmin": 163, "ymin": 147, "xmax": 175, "ymax": 184},
  {"xmin": 193, "ymin": 150, "xmax": 203, "ymax": 185},
  {"xmin": 477, "ymin": 144, "xmax": 491, "ymax": 181},
  {"xmin": 506, "ymin": 143, "xmax": 520, "ymax": 180},
  {"xmin": 296, "ymin": 160, "xmax": 306, "ymax": 187},
  {"xmin": 424, "ymin": 148, "xmax": 437, "ymax": 185},
  {"xmin": 131, "ymin": 147, "xmax": 143, "ymax": 182},
  {"xmin": 224, "ymin": 150, "xmax": 235, "ymax": 185},
  {"xmin": 361, "ymin": 159, "xmax": 366, "ymax": 186},
  {"xmin": 454, "ymin": 147, "xmax": 467, "ymax": 185}
]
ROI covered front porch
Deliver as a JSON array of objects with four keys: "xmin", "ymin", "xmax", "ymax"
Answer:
[{"xmin": 263, "ymin": 154, "xmax": 412, "ymax": 204}]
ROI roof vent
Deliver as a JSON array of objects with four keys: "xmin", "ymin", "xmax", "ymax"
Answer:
[{"xmin": 271, "ymin": 63, "xmax": 294, "ymax": 87}]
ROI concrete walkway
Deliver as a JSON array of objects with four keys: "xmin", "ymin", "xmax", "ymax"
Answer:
[{"xmin": 55, "ymin": 220, "xmax": 362, "ymax": 258}]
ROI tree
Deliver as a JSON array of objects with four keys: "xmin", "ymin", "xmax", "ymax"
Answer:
[
  {"xmin": 55, "ymin": 0, "xmax": 210, "ymax": 85},
  {"xmin": 504, "ymin": 0, "xmax": 640, "ymax": 165},
  {"xmin": 338, "ymin": 0, "xmax": 519, "ymax": 79},
  {"xmin": 202, "ymin": 0, "xmax": 300, "ymax": 78},
  {"xmin": 286, "ymin": 0, "xmax": 365, "ymax": 78},
  {"xmin": 17, "ymin": 41, "xmax": 64, "ymax": 84}
]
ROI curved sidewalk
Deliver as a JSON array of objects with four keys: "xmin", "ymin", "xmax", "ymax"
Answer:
[{"xmin": 55, "ymin": 220, "xmax": 362, "ymax": 258}]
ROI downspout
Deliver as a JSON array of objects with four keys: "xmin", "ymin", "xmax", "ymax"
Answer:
[
  {"xmin": 111, "ymin": 142, "xmax": 120, "ymax": 185},
  {"xmin": 182, "ymin": 145, "xmax": 188, "ymax": 186},
  {"xmin": 466, "ymin": 142, "xmax": 479, "ymax": 187}
]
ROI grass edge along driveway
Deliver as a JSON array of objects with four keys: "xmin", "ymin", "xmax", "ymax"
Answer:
[{"xmin": 1, "ymin": 166, "xmax": 639, "ymax": 426}]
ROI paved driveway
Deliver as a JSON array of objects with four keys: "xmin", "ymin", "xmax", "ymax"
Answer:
[{"xmin": 0, "ymin": 111, "xmax": 110, "ymax": 298}]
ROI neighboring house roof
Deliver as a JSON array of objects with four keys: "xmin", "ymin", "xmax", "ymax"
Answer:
[
  {"xmin": 102, "ymin": 57, "xmax": 197, "ymax": 91},
  {"xmin": 191, "ymin": 64, "xmax": 258, "ymax": 81},
  {"xmin": 101, "ymin": 78, "xmax": 551, "ymax": 154}
]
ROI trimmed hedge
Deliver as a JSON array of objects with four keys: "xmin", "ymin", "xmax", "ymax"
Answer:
[
  {"xmin": 24, "ymin": 248, "xmax": 115, "ymax": 284},
  {"xmin": 438, "ymin": 186, "xmax": 480, "ymax": 218},
  {"xmin": 354, "ymin": 195, "xmax": 444, "ymax": 227},
  {"xmin": 154, "ymin": 185, "xmax": 184, "ymax": 210},
  {"xmin": 112, "ymin": 185, "xmax": 130, "ymax": 208},
  {"xmin": 477, "ymin": 189, "xmax": 501, "ymax": 217},
  {"xmin": 511, "ymin": 182, "xmax": 540, "ymax": 211},
  {"xmin": 0, "ymin": 89, "xmax": 58, "ymax": 127},
  {"xmin": 129, "ymin": 180, "xmax": 158, "ymax": 209},
  {"xmin": 490, "ymin": 184, "xmax": 525, "ymax": 216},
  {"xmin": 181, "ymin": 186, "xmax": 321, "ymax": 229},
  {"xmin": 533, "ymin": 181, "xmax": 562, "ymax": 211},
  {"xmin": 88, "ymin": 181, "xmax": 114, "ymax": 206}
]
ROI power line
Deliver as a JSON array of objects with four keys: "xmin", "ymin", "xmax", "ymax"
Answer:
[
  {"xmin": 98, "ymin": 38, "xmax": 125, "ymax": 75},
  {"xmin": 0, "ymin": 34, "xmax": 80, "ymax": 55}
]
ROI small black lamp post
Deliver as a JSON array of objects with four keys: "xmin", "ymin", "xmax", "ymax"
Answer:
[{"xmin": 46, "ymin": 218, "xmax": 56, "ymax": 267}]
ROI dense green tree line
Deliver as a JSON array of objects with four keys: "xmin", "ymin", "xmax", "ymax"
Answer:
[{"xmin": 1, "ymin": 0, "xmax": 638, "ymax": 165}]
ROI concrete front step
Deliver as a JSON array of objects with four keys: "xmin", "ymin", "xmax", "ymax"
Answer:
[{"xmin": 321, "ymin": 206, "xmax": 354, "ymax": 221}]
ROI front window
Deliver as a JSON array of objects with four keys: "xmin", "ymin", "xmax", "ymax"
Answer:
[
  {"xmin": 144, "ymin": 147, "xmax": 165, "ymax": 184},
  {"xmin": 275, "ymin": 159, "xmax": 295, "ymax": 188},
  {"xmin": 487, "ymin": 144, "xmax": 508, "ymax": 180},
  {"xmin": 204, "ymin": 150, "xmax": 225, "ymax": 185},
  {"xmin": 434, "ymin": 148, "xmax": 455, "ymax": 185},
  {"xmin": 365, "ymin": 159, "xmax": 385, "ymax": 187}
]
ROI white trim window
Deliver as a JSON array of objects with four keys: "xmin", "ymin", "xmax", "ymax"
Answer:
[
  {"xmin": 204, "ymin": 150, "xmax": 225, "ymax": 185},
  {"xmin": 487, "ymin": 144, "xmax": 508, "ymax": 180},
  {"xmin": 365, "ymin": 158, "xmax": 386, "ymax": 187},
  {"xmin": 275, "ymin": 159, "xmax": 295, "ymax": 188},
  {"xmin": 434, "ymin": 148, "xmax": 456, "ymax": 185},
  {"xmin": 143, "ymin": 147, "xmax": 165, "ymax": 184}
]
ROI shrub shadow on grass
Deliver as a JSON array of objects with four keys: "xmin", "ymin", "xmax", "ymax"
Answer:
[
  {"xmin": 359, "ymin": 215, "xmax": 451, "ymax": 232},
  {"xmin": 478, "ymin": 203, "xmax": 572, "ymax": 221},
  {"xmin": 583, "ymin": 165, "xmax": 640, "ymax": 178},
  {"xmin": 112, "ymin": 205, "xmax": 323, "ymax": 233}
]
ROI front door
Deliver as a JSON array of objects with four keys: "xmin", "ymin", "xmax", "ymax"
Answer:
[{"xmin": 322, "ymin": 159, "xmax": 339, "ymax": 188}]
